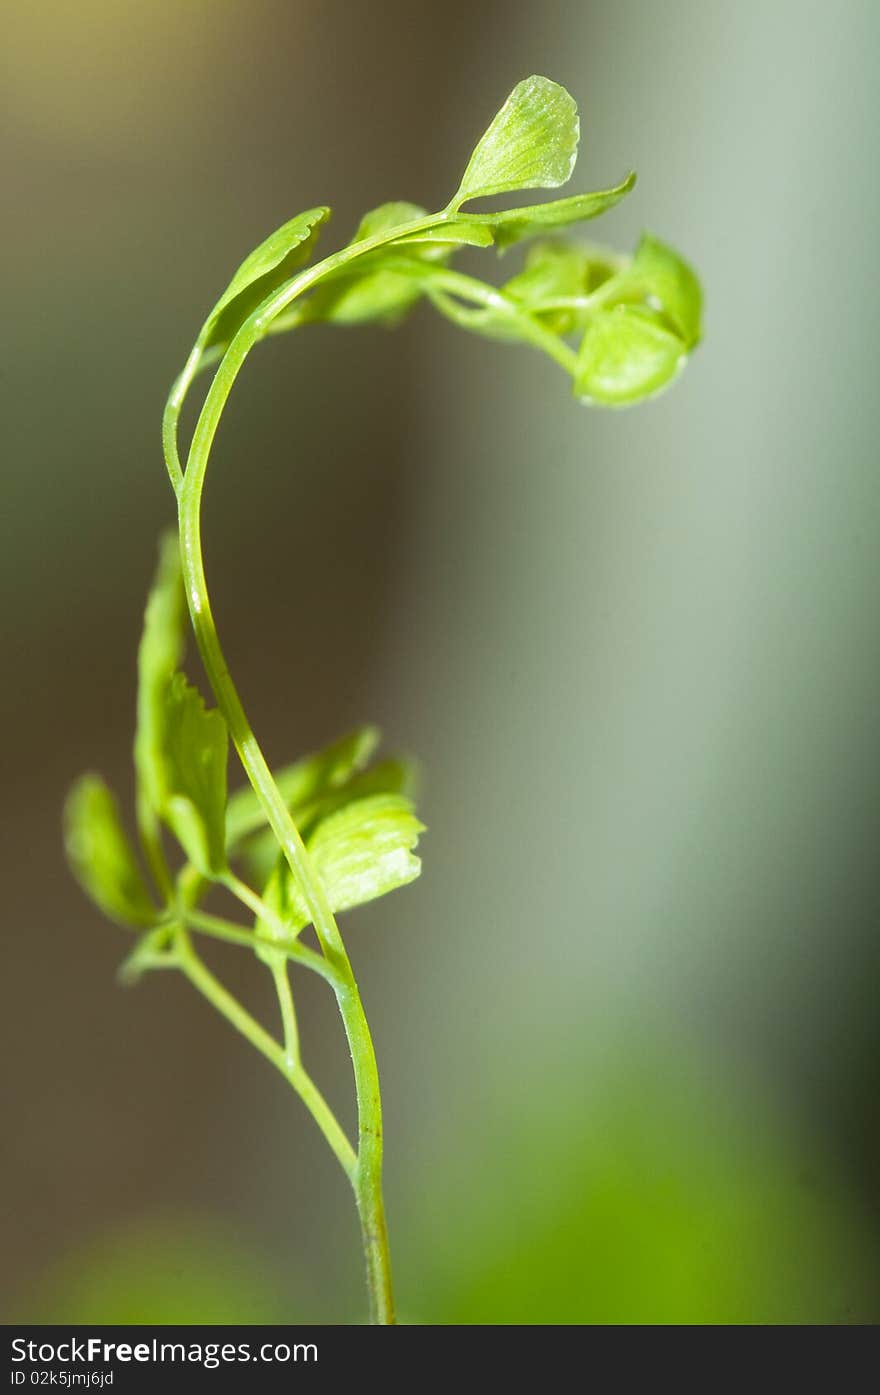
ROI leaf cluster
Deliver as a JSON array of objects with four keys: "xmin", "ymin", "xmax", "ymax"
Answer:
[
  {"xmin": 188, "ymin": 75, "xmax": 701, "ymax": 406},
  {"xmin": 64, "ymin": 539, "xmax": 423, "ymax": 967}
]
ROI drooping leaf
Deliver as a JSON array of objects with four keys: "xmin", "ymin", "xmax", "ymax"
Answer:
[
  {"xmin": 134, "ymin": 532, "xmax": 186, "ymax": 815},
  {"xmin": 64, "ymin": 775, "xmax": 157, "ymax": 928},
  {"xmin": 202, "ymin": 207, "xmax": 330, "ymax": 349},
  {"xmin": 159, "ymin": 674, "xmax": 229, "ymax": 877},
  {"xmin": 226, "ymin": 726, "xmax": 380, "ymax": 849},
  {"xmin": 451, "ymin": 76, "xmax": 580, "ymax": 208},
  {"xmin": 575, "ymin": 305, "xmax": 685, "ymax": 406},
  {"xmin": 628, "ymin": 233, "xmax": 702, "ymax": 346},
  {"xmin": 467, "ymin": 175, "xmax": 636, "ymax": 250}
]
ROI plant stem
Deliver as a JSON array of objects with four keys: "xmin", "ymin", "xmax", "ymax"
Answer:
[
  {"xmin": 169, "ymin": 231, "xmax": 426, "ymax": 1319},
  {"xmin": 180, "ymin": 904, "xmax": 343, "ymax": 992},
  {"xmin": 175, "ymin": 929, "xmax": 356, "ymax": 1181},
  {"xmin": 375, "ymin": 257, "xmax": 580, "ymax": 375},
  {"xmin": 271, "ymin": 958, "xmax": 300, "ymax": 1068}
]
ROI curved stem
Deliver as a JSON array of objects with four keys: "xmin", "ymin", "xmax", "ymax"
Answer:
[
  {"xmin": 171, "ymin": 289, "xmax": 400, "ymax": 1325},
  {"xmin": 163, "ymin": 212, "xmax": 464, "ymax": 1322},
  {"xmin": 376, "ymin": 258, "xmax": 580, "ymax": 375},
  {"xmin": 162, "ymin": 343, "xmax": 203, "ymax": 495}
]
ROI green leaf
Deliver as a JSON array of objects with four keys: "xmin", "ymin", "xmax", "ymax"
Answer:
[
  {"xmin": 468, "ymin": 174, "xmax": 636, "ymax": 250},
  {"xmin": 225, "ymin": 725, "xmax": 380, "ymax": 849},
  {"xmin": 575, "ymin": 306, "xmax": 685, "ymax": 406},
  {"xmin": 504, "ymin": 240, "xmax": 588, "ymax": 302},
  {"xmin": 451, "ymin": 76, "xmax": 580, "ymax": 208},
  {"xmin": 395, "ymin": 222, "xmax": 495, "ymax": 252},
  {"xmin": 202, "ymin": 207, "xmax": 330, "ymax": 349},
  {"xmin": 296, "ymin": 756, "xmax": 416, "ymax": 835},
  {"xmin": 134, "ymin": 532, "xmax": 186, "ymax": 816},
  {"xmin": 500, "ymin": 240, "xmax": 590, "ymax": 333},
  {"xmin": 304, "ymin": 202, "xmax": 472, "ymax": 327},
  {"xmin": 244, "ymin": 755, "xmax": 415, "ymax": 888},
  {"xmin": 305, "ymin": 262, "xmax": 424, "ymax": 327},
  {"xmin": 253, "ymin": 793, "xmax": 424, "ymax": 948},
  {"xmin": 160, "ymin": 674, "xmax": 229, "ymax": 876},
  {"xmin": 64, "ymin": 775, "xmax": 156, "ymax": 928},
  {"xmin": 309, "ymin": 793, "xmax": 423, "ymax": 915},
  {"xmin": 304, "ymin": 201, "xmax": 426, "ymax": 326},
  {"xmin": 353, "ymin": 201, "xmax": 427, "ymax": 240},
  {"xmin": 629, "ymin": 233, "xmax": 702, "ymax": 346},
  {"xmin": 499, "ymin": 240, "xmax": 629, "ymax": 333}
]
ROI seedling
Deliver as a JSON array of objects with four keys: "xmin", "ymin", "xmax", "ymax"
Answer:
[{"xmin": 64, "ymin": 76, "xmax": 701, "ymax": 1324}]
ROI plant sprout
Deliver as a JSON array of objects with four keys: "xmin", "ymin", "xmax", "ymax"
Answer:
[{"xmin": 64, "ymin": 76, "xmax": 701, "ymax": 1325}]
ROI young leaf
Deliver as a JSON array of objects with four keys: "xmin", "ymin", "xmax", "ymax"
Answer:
[
  {"xmin": 244, "ymin": 756, "xmax": 416, "ymax": 888},
  {"xmin": 575, "ymin": 306, "xmax": 685, "ymax": 405},
  {"xmin": 354, "ymin": 201, "xmax": 428, "ymax": 240},
  {"xmin": 202, "ymin": 207, "xmax": 330, "ymax": 349},
  {"xmin": 477, "ymin": 175, "xmax": 636, "ymax": 250},
  {"xmin": 225, "ymin": 725, "xmax": 380, "ymax": 849},
  {"xmin": 64, "ymin": 775, "xmax": 157, "ymax": 928},
  {"xmin": 252, "ymin": 793, "xmax": 424, "ymax": 952},
  {"xmin": 304, "ymin": 793, "xmax": 424, "ymax": 916},
  {"xmin": 451, "ymin": 76, "xmax": 579, "ymax": 209},
  {"xmin": 304, "ymin": 202, "xmax": 478, "ymax": 327},
  {"xmin": 504, "ymin": 240, "xmax": 588, "ymax": 302},
  {"xmin": 394, "ymin": 222, "xmax": 495, "ymax": 252},
  {"xmin": 305, "ymin": 262, "xmax": 425, "ymax": 327},
  {"xmin": 301, "ymin": 203, "xmax": 424, "ymax": 327},
  {"xmin": 629, "ymin": 233, "xmax": 702, "ymax": 347},
  {"xmin": 134, "ymin": 532, "xmax": 186, "ymax": 815},
  {"xmin": 160, "ymin": 673, "xmax": 229, "ymax": 877},
  {"xmin": 499, "ymin": 241, "xmax": 627, "ymax": 333},
  {"xmin": 296, "ymin": 757, "xmax": 416, "ymax": 835},
  {"xmin": 500, "ymin": 240, "xmax": 590, "ymax": 332}
]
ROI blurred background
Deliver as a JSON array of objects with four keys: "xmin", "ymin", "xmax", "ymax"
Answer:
[{"xmin": 3, "ymin": 0, "xmax": 880, "ymax": 1323}]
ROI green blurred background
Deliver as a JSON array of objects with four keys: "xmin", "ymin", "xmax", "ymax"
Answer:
[{"xmin": 3, "ymin": 0, "xmax": 880, "ymax": 1323}]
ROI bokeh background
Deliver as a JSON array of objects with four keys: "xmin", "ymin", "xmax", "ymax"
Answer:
[{"xmin": 3, "ymin": 0, "xmax": 880, "ymax": 1324}]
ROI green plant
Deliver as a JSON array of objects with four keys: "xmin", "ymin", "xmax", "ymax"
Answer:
[{"xmin": 64, "ymin": 76, "xmax": 701, "ymax": 1325}]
